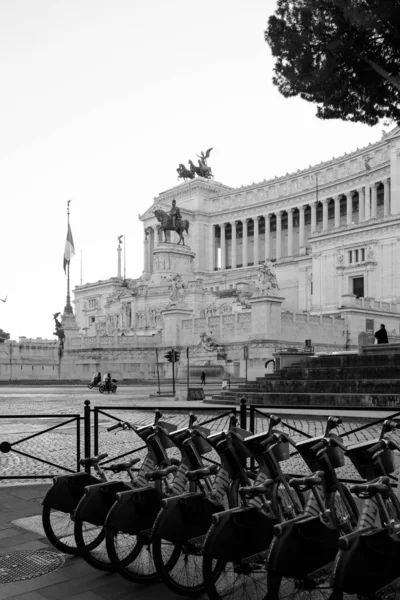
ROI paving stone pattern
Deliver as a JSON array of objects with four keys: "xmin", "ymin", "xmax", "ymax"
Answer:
[{"xmin": 1, "ymin": 386, "xmax": 400, "ymax": 484}]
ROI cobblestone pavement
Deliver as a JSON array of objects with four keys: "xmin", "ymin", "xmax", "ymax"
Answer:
[{"xmin": 1, "ymin": 385, "xmax": 400, "ymax": 484}]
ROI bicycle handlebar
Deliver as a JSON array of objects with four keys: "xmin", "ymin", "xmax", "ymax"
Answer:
[{"xmin": 107, "ymin": 422, "xmax": 123, "ymax": 432}]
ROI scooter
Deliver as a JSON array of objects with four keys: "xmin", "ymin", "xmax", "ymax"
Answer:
[
  {"xmin": 88, "ymin": 377, "xmax": 101, "ymax": 390},
  {"xmin": 99, "ymin": 378, "xmax": 118, "ymax": 394}
]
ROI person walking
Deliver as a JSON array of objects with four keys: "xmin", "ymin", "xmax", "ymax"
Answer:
[
  {"xmin": 374, "ymin": 324, "xmax": 388, "ymax": 344},
  {"xmin": 200, "ymin": 371, "xmax": 206, "ymax": 386}
]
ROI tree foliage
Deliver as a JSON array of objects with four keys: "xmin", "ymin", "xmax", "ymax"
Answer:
[
  {"xmin": 265, "ymin": 0, "xmax": 400, "ymax": 125},
  {"xmin": 0, "ymin": 329, "xmax": 10, "ymax": 343}
]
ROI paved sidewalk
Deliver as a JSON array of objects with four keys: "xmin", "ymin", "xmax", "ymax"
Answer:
[{"xmin": 0, "ymin": 484, "xmax": 190, "ymax": 600}]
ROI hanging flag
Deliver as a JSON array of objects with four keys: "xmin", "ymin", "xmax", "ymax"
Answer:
[{"xmin": 63, "ymin": 224, "xmax": 75, "ymax": 273}]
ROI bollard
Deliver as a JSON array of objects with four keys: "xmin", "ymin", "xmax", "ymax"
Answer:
[
  {"xmin": 83, "ymin": 400, "xmax": 91, "ymax": 474},
  {"xmin": 240, "ymin": 397, "xmax": 247, "ymax": 430}
]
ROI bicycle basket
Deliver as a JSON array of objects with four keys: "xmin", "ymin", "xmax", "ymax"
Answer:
[
  {"xmin": 157, "ymin": 420, "xmax": 178, "ymax": 449},
  {"xmin": 326, "ymin": 433, "xmax": 345, "ymax": 468},
  {"xmin": 230, "ymin": 427, "xmax": 253, "ymax": 462},
  {"xmin": 346, "ymin": 439, "xmax": 395, "ymax": 479},
  {"xmin": 296, "ymin": 433, "xmax": 344, "ymax": 471},
  {"xmin": 192, "ymin": 426, "xmax": 212, "ymax": 455},
  {"xmin": 271, "ymin": 439, "xmax": 290, "ymax": 462}
]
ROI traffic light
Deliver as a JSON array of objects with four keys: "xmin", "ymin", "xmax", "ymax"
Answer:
[{"xmin": 164, "ymin": 349, "xmax": 180, "ymax": 363}]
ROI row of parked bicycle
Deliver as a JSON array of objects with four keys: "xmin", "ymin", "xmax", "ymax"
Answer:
[{"xmin": 41, "ymin": 409, "xmax": 400, "ymax": 600}]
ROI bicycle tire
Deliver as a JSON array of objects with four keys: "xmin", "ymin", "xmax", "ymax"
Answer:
[
  {"xmin": 203, "ymin": 553, "xmax": 269, "ymax": 600},
  {"xmin": 152, "ymin": 475, "xmax": 245, "ymax": 597},
  {"xmin": 271, "ymin": 476, "xmax": 305, "ymax": 522},
  {"xmin": 106, "ymin": 527, "xmax": 158, "ymax": 583},
  {"xmin": 42, "ymin": 506, "xmax": 80, "ymax": 555},
  {"xmin": 328, "ymin": 484, "xmax": 359, "ymax": 535},
  {"xmin": 74, "ymin": 519, "xmax": 112, "ymax": 571}
]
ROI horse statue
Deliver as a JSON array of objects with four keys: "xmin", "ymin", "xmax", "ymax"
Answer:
[
  {"xmin": 154, "ymin": 208, "xmax": 190, "ymax": 245},
  {"xmin": 177, "ymin": 163, "xmax": 195, "ymax": 181},
  {"xmin": 188, "ymin": 159, "xmax": 213, "ymax": 179}
]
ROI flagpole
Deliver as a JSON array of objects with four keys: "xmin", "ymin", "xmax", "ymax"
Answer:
[
  {"xmin": 64, "ymin": 200, "xmax": 73, "ymax": 314},
  {"xmin": 123, "ymin": 235, "xmax": 126, "ymax": 281}
]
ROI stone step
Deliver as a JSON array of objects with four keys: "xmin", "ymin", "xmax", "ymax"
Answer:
[
  {"xmin": 273, "ymin": 366, "xmax": 400, "ymax": 381},
  {"xmin": 284, "ymin": 353, "xmax": 400, "ymax": 369},
  {"xmin": 245, "ymin": 379, "xmax": 400, "ymax": 394},
  {"xmin": 210, "ymin": 390, "xmax": 400, "ymax": 407}
]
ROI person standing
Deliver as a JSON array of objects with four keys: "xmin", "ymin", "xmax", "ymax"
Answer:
[
  {"xmin": 200, "ymin": 371, "xmax": 206, "ymax": 386},
  {"xmin": 374, "ymin": 324, "xmax": 388, "ymax": 344}
]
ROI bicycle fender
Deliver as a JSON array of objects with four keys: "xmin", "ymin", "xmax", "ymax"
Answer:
[
  {"xmin": 105, "ymin": 486, "xmax": 164, "ymax": 535},
  {"xmin": 332, "ymin": 528, "xmax": 400, "ymax": 595},
  {"xmin": 152, "ymin": 492, "xmax": 224, "ymax": 543},
  {"xmin": 268, "ymin": 515, "xmax": 339, "ymax": 578},
  {"xmin": 203, "ymin": 505, "xmax": 277, "ymax": 561},
  {"xmin": 42, "ymin": 472, "xmax": 102, "ymax": 513},
  {"xmin": 73, "ymin": 480, "xmax": 129, "ymax": 526}
]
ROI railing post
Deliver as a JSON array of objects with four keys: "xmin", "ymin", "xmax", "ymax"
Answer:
[
  {"xmin": 249, "ymin": 405, "xmax": 255, "ymax": 434},
  {"xmin": 84, "ymin": 400, "xmax": 91, "ymax": 474},
  {"xmin": 249, "ymin": 405, "xmax": 256, "ymax": 472},
  {"xmin": 240, "ymin": 397, "xmax": 247, "ymax": 430}
]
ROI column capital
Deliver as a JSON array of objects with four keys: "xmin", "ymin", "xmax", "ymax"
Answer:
[
  {"xmin": 220, "ymin": 222, "xmax": 226, "ymax": 229},
  {"xmin": 243, "ymin": 217, "xmax": 249, "ymax": 223},
  {"xmin": 334, "ymin": 195, "xmax": 341, "ymax": 202},
  {"xmin": 383, "ymin": 177, "xmax": 390, "ymax": 185},
  {"xmin": 287, "ymin": 207, "xmax": 294, "ymax": 215},
  {"xmin": 275, "ymin": 210, "xmax": 282, "ymax": 217},
  {"xmin": 357, "ymin": 186, "xmax": 365, "ymax": 194},
  {"xmin": 264, "ymin": 213, "xmax": 271, "ymax": 220},
  {"xmin": 308, "ymin": 201, "xmax": 318, "ymax": 209},
  {"xmin": 298, "ymin": 204, "xmax": 306, "ymax": 213},
  {"xmin": 321, "ymin": 198, "xmax": 329, "ymax": 205},
  {"xmin": 253, "ymin": 215, "xmax": 260, "ymax": 222},
  {"xmin": 230, "ymin": 220, "xmax": 237, "ymax": 227},
  {"xmin": 373, "ymin": 181, "xmax": 381, "ymax": 189}
]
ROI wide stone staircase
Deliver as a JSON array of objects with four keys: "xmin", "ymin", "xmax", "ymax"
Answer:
[{"xmin": 210, "ymin": 352, "xmax": 400, "ymax": 407}]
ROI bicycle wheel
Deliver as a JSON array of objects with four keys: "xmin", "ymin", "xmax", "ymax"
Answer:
[
  {"xmin": 329, "ymin": 484, "xmax": 359, "ymax": 535},
  {"xmin": 106, "ymin": 527, "xmax": 158, "ymax": 584},
  {"xmin": 74, "ymin": 519, "xmax": 113, "ymax": 571},
  {"xmin": 42, "ymin": 507, "xmax": 79, "ymax": 555},
  {"xmin": 203, "ymin": 554, "xmax": 268, "ymax": 600},
  {"xmin": 267, "ymin": 565, "xmax": 334, "ymax": 600},
  {"xmin": 381, "ymin": 492, "xmax": 400, "ymax": 528},
  {"xmin": 152, "ymin": 476, "xmax": 243, "ymax": 597},
  {"xmin": 271, "ymin": 476, "xmax": 305, "ymax": 522}
]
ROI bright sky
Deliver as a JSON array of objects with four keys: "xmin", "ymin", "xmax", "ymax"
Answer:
[{"xmin": 0, "ymin": 0, "xmax": 385, "ymax": 340}]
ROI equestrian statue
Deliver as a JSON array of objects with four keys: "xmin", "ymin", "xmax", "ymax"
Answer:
[
  {"xmin": 154, "ymin": 200, "xmax": 190, "ymax": 245},
  {"xmin": 177, "ymin": 148, "xmax": 213, "ymax": 181}
]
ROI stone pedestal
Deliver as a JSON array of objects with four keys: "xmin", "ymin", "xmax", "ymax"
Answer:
[
  {"xmin": 150, "ymin": 243, "xmax": 195, "ymax": 287},
  {"xmin": 162, "ymin": 306, "xmax": 193, "ymax": 347},
  {"xmin": 62, "ymin": 311, "xmax": 80, "ymax": 343},
  {"xmin": 249, "ymin": 294, "xmax": 285, "ymax": 340}
]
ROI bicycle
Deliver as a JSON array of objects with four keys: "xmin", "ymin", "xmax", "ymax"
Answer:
[
  {"xmin": 266, "ymin": 416, "xmax": 359, "ymax": 600},
  {"xmin": 42, "ymin": 452, "xmax": 111, "ymax": 555},
  {"xmin": 331, "ymin": 419, "xmax": 400, "ymax": 600},
  {"xmin": 152, "ymin": 413, "xmax": 256, "ymax": 597},
  {"xmin": 202, "ymin": 416, "xmax": 305, "ymax": 600},
  {"xmin": 73, "ymin": 410, "xmax": 179, "ymax": 571},
  {"xmin": 104, "ymin": 412, "xmax": 211, "ymax": 584}
]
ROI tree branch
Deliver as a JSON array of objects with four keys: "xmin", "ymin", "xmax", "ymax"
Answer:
[{"xmin": 362, "ymin": 57, "xmax": 400, "ymax": 91}]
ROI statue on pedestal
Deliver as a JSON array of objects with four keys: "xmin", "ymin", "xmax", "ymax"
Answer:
[
  {"xmin": 153, "ymin": 199, "xmax": 190, "ymax": 245},
  {"xmin": 177, "ymin": 148, "xmax": 214, "ymax": 180},
  {"xmin": 168, "ymin": 273, "xmax": 187, "ymax": 304},
  {"xmin": 254, "ymin": 261, "xmax": 280, "ymax": 295}
]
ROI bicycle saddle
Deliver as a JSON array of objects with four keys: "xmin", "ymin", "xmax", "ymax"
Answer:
[
  {"xmin": 289, "ymin": 471, "xmax": 325, "ymax": 490},
  {"xmin": 350, "ymin": 476, "xmax": 391, "ymax": 499},
  {"xmin": 106, "ymin": 457, "xmax": 141, "ymax": 472},
  {"xmin": 80, "ymin": 453, "xmax": 108, "ymax": 466}
]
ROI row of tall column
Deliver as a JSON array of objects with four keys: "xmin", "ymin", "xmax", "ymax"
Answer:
[{"xmin": 212, "ymin": 179, "xmax": 390, "ymax": 270}]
